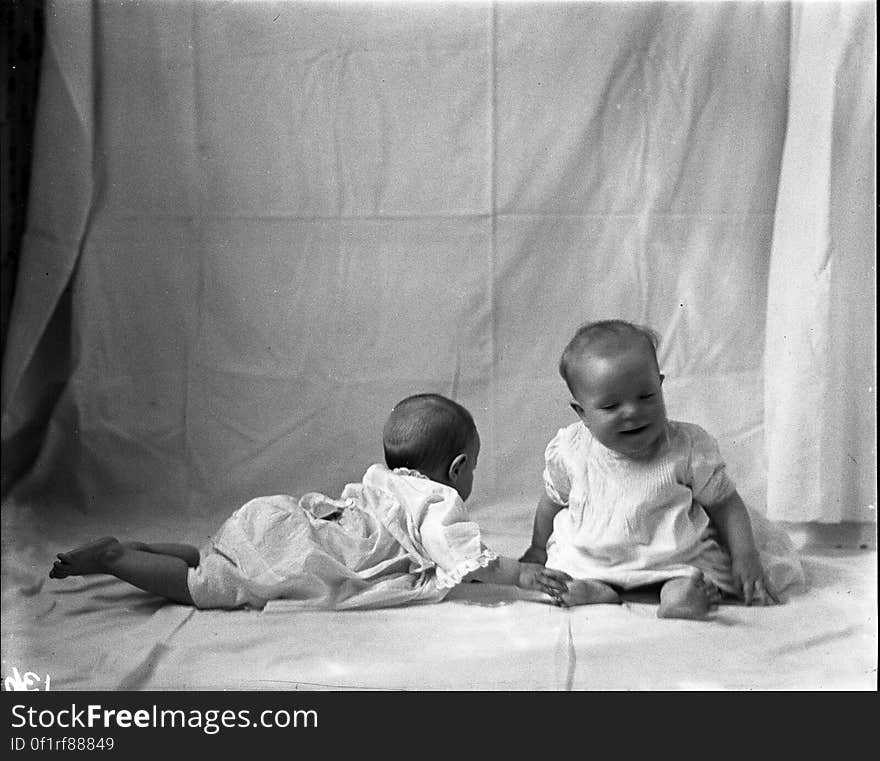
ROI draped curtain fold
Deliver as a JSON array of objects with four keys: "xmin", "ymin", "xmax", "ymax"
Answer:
[{"xmin": 764, "ymin": 1, "xmax": 875, "ymax": 522}]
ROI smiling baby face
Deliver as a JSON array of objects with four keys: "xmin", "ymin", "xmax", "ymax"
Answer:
[{"xmin": 567, "ymin": 339, "xmax": 667, "ymax": 459}]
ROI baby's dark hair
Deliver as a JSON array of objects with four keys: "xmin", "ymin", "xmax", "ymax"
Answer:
[
  {"xmin": 559, "ymin": 319, "xmax": 661, "ymax": 392},
  {"xmin": 382, "ymin": 394, "xmax": 477, "ymax": 476}
]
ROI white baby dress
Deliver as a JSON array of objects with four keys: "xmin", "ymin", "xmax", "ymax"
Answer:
[
  {"xmin": 544, "ymin": 420, "xmax": 804, "ymax": 594},
  {"xmin": 187, "ymin": 464, "xmax": 497, "ymax": 610}
]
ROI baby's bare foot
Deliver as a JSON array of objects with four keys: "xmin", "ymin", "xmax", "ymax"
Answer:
[
  {"xmin": 558, "ymin": 579, "xmax": 621, "ymax": 606},
  {"xmin": 657, "ymin": 573, "xmax": 718, "ymax": 620},
  {"xmin": 49, "ymin": 537, "xmax": 120, "ymax": 578}
]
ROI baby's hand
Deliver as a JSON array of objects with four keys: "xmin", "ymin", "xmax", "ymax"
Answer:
[
  {"xmin": 519, "ymin": 545, "xmax": 548, "ymax": 565},
  {"xmin": 517, "ymin": 562, "xmax": 570, "ymax": 600},
  {"xmin": 732, "ymin": 551, "xmax": 780, "ymax": 606}
]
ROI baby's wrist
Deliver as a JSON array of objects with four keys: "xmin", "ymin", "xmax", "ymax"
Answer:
[{"xmin": 520, "ymin": 545, "xmax": 547, "ymax": 562}]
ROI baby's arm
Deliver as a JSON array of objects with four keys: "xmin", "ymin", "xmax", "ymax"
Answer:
[
  {"xmin": 702, "ymin": 490, "xmax": 779, "ymax": 605},
  {"xmin": 463, "ymin": 556, "xmax": 570, "ymax": 598},
  {"xmin": 520, "ymin": 494, "xmax": 565, "ymax": 565}
]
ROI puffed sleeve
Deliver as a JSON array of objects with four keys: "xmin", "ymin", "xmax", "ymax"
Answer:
[
  {"xmin": 418, "ymin": 492, "xmax": 498, "ymax": 589},
  {"xmin": 542, "ymin": 428, "xmax": 572, "ymax": 506},
  {"xmin": 685, "ymin": 424, "xmax": 737, "ymax": 506}
]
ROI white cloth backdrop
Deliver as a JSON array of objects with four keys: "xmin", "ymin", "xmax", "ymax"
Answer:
[
  {"xmin": 764, "ymin": 0, "xmax": 875, "ymax": 522},
  {"xmin": 1, "ymin": 1, "xmax": 875, "ymax": 541}
]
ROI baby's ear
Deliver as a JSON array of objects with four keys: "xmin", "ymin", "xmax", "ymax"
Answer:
[{"xmin": 448, "ymin": 453, "xmax": 467, "ymax": 483}]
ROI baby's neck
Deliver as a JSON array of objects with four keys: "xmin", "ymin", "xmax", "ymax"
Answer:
[{"xmin": 391, "ymin": 467, "xmax": 430, "ymax": 480}]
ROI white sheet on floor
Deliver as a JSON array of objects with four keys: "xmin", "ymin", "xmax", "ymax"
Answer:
[{"xmin": 2, "ymin": 509, "xmax": 874, "ymax": 690}]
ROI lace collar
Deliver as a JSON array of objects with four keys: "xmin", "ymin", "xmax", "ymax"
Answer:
[{"xmin": 392, "ymin": 467, "xmax": 429, "ymax": 480}]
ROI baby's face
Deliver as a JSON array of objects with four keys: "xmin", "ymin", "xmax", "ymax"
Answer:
[{"xmin": 568, "ymin": 343, "xmax": 667, "ymax": 458}]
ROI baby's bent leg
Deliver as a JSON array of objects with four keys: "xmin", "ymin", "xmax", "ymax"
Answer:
[
  {"xmin": 98, "ymin": 543, "xmax": 195, "ymax": 604},
  {"xmin": 124, "ymin": 542, "xmax": 201, "ymax": 568},
  {"xmin": 50, "ymin": 539, "xmax": 194, "ymax": 605},
  {"xmin": 559, "ymin": 579, "xmax": 621, "ymax": 606},
  {"xmin": 657, "ymin": 573, "xmax": 717, "ymax": 620}
]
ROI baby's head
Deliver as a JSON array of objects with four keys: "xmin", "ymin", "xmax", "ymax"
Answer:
[
  {"xmin": 559, "ymin": 320, "xmax": 667, "ymax": 458},
  {"xmin": 383, "ymin": 394, "xmax": 480, "ymax": 500}
]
